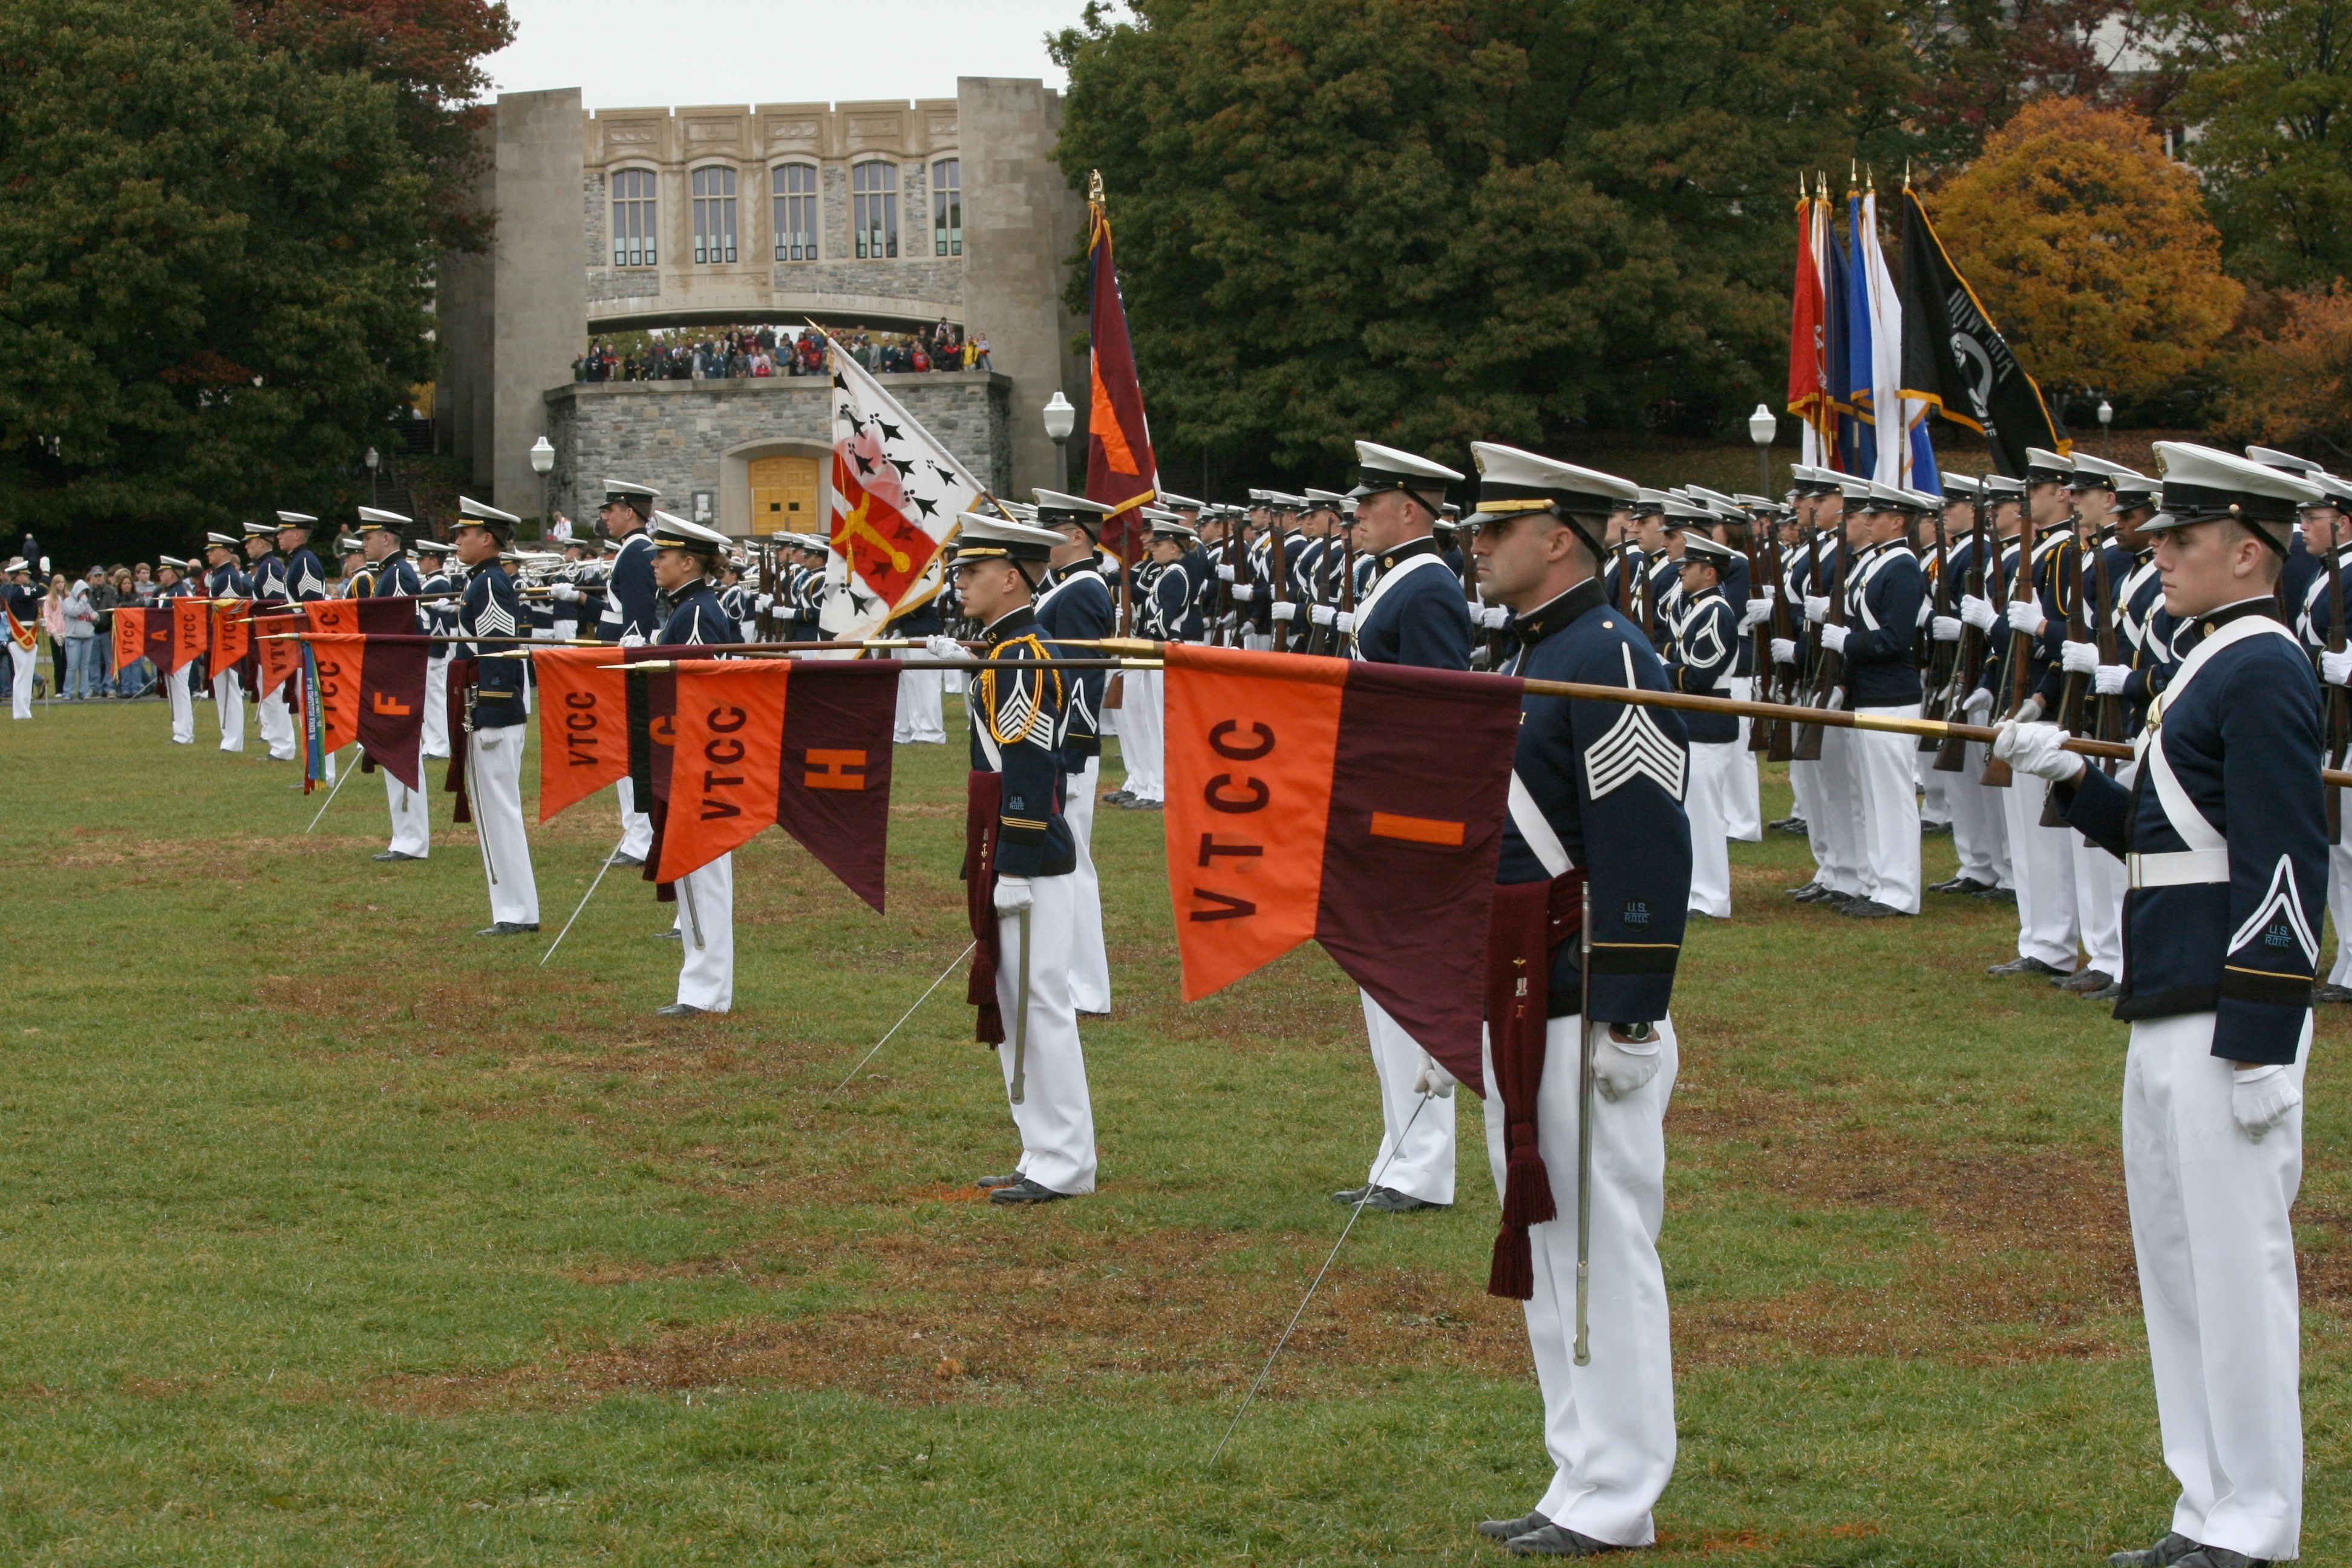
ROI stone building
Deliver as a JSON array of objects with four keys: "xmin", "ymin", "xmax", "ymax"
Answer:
[{"xmin": 436, "ymin": 79, "xmax": 1086, "ymax": 535}]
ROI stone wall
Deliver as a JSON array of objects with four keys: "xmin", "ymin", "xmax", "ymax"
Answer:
[{"xmin": 543, "ymin": 371, "xmax": 1014, "ymax": 534}]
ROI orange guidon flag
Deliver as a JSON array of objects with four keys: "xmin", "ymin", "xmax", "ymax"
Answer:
[
  {"xmin": 207, "ymin": 601, "xmax": 251, "ymax": 680},
  {"xmin": 110, "ymin": 607, "xmax": 146, "ymax": 676},
  {"xmin": 656, "ymin": 662, "xmax": 791, "ymax": 884},
  {"xmin": 1161, "ymin": 643, "xmax": 1526, "ymax": 1083},
  {"xmin": 253, "ymin": 607, "xmax": 303, "ymax": 699},
  {"xmin": 170, "ymin": 596, "xmax": 209, "ymax": 674},
  {"xmin": 534, "ymin": 646, "xmax": 629, "ymax": 822}
]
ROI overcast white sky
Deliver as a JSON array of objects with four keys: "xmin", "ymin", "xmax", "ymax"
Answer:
[{"xmin": 482, "ymin": 0, "xmax": 1080, "ymax": 110}]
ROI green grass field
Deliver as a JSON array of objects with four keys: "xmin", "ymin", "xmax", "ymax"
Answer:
[{"xmin": 4, "ymin": 693, "xmax": 2347, "ymax": 1566}]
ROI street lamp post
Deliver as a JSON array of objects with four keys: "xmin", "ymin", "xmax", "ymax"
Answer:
[
  {"xmin": 530, "ymin": 436, "xmax": 555, "ymax": 539},
  {"xmin": 364, "ymin": 445, "xmax": 379, "ymax": 507},
  {"xmin": 1747, "ymin": 403, "xmax": 1777, "ymax": 495},
  {"xmin": 1042, "ymin": 390, "xmax": 1076, "ymax": 491},
  {"xmin": 2097, "ymin": 398, "xmax": 2114, "ymax": 460}
]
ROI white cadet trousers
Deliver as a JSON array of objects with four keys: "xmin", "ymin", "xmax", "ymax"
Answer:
[
  {"xmin": 1065, "ymin": 755, "xmax": 1112, "ymax": 1014},
  {"xmin": 2073, "ymin": 832, "xmax": 2126, "ymax": 978},
  {"xmin": 422, "ymin": 657, "xmax": 450, "ymax": 759},
  {"xmin": 673, "ymin": 852, "xmax": 734, "ymax": 1011},
  {"xmin": 213, "ymin": 668, "xmax": 244, "ymax": 751},
  {"xmin": 1788, "ymin": 751, "xmax": 1818, "ymax": 830},
  {"xmin": 2329, "ymin": 794, "xmax": 2352, "ymax": 985},
  {"xmin": 11, "ymin": 642, "xmax": 36, "ymax": 718},
  {"xmin": 995, "ymin": 872, "xmax": 1096, "ymax": 1194},
  {"xmin": 1808, "ymin": 731, "xmax": 1866, "ymax": 898},
  {"xmin": 385, "ymin": 769, "xmax": 430, "ymax": 858},
  {"xmin": 2000, "ymin": 776, "xmax": 2079, "ymax": 969},
  {"xmin": 168, "ymin": 661, "xmax": 195, "ymax": 741},
  {"xmin": 1119, "ymin": 667, "xmax": 1165, "ymax": 802},
  {"xmin": 894, "ymin": 666, "xmax": 946, "ymax": 743},
  {"xmin": 1945, "ymin": 744, "xmax": 2013, "ymax": 889},
  {"xmin": 1481, "ymin": 1016, "xmax": 1678, "ymax": 1546},
  {"xmin": 1723, "ymin": 676, "xmax": 1760, "ymax": 841},
  {"xmin": 1685, "ymin": 740, "xmax": 1737, "ymax": 918},
  {"xmin": 2125, "ymin": 1011, "xmax": 2307, "ymax": 1563},
  {"xmin": 258, "ymin": 687, "xmax": 296, "ymax": 760},
  {"xmin": 1359, "ymin": 991, "xmax": 1456, "ymax": 1204},
  {"xmin": 615, "ymin": 774, "xmax": 654, "ymax": 862},
  {"xmin": 469, "ymin": 724, "xmax": 540, "ymax": 927},
  {"xmin": 1846, "ymin": 705, "xmax": 1922, "ymax": 913}
]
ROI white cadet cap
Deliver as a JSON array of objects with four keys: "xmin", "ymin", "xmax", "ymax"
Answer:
[
  {"xmin": 948, "ymin": 513, "xmax": 1064, "ymax": 564},
  {"xmin": 2149, "ymin": 442, "xmax": 2324, "ymax": 538},
  {"xmin": 647, "ymin": 511, "xmax": 731, "ymax": 552}
]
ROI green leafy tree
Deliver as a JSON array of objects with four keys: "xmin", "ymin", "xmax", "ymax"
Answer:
[
  {"xmin": 0, "ymin": 0, "xmax": 436, "ymax": 564},
  {"xmin": 2135, "ymin": 0, "xmax": 2352, "ymax": 288},
  {"xmin": 1051, "ymin": 0, "xmax": 1932, "ymax": 480}
]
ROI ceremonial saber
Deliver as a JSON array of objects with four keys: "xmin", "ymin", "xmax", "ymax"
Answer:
[
  {"xmin": 829, "ymin": 939, "xmax": 979, "ymax": 1097},
  {"xmin": 1573, "ymin": 878, "xmax": 1595, "ymax": 1368},
  {"xmin": 304, "ymin": 753, "xmax": 357, "ymax": 831},
  {"xmin": 1212, "ymin": 1089, "xmax": 1439, "ymax": 1465},
  {"xmin": 540, "ymin": 832, "xmax": 627, "ymax": 965},
  {"xmin": 1009, "ymin": 905, "xmax": 1031, "ymax": 1105}
]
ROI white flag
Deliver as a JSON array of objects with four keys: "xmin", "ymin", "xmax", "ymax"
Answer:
[{"xmin": 1858, "ymin": 189, "xmax": 1910, "ymax": 486}]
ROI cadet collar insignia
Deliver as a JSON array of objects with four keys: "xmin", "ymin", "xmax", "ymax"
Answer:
[
  {"xmin": 1376, "ymin": 535, "xmax": 1441, "ymax": 574},
  {"xmin": 2190, "ymin": 596, "xmax": 2280, "ymax": 641},
  {"xmin": 982, "ymin": 606, "xmax": 1039, "ymax": 647},
  {"xmin": 1509, "ymin": 577, "xmax": 1607, "ymax": 649}
]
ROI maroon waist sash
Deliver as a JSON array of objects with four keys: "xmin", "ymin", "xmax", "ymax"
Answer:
[
  {"xmin": 1482, "ymin": 869, "xmax": 1586, "ymax": 1301},
  {"xmin": 964, "ymin": 770, "xmax": 1005, "ymax": 1045}
]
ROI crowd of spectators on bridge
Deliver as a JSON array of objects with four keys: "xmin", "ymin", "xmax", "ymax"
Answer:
[{"xmin": 572, "ymin": 320, "xmax": 988, "ymax": 384}]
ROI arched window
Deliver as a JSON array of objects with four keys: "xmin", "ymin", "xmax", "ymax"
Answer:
[
  {"xmin": 773, "ymin": 163, "xmax": 818, "ymax": 262},
  {"xmin": 611, "ymin": 168, "xmax": 656, "ymax": 267},
  {"xmin": 691, "ymin": 166, "xmax": 737, "ymax": 264},
  {"xmin": 932, "ymin": 158, "xmax": 961, "ymax": 258},
  {"xmin": 852, "ymin": 161, "xmax": 898, "ymax": 259}
]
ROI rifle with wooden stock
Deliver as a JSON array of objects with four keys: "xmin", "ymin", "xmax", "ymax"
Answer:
[
  {"xmin": 1981, "ymin": 503, "xmax": 2039, "ymax": 790},
  {"xmin": 1792, "ymin": 528, "xmax": 1847, "ymax": 761},
  {"xmin": 1934, "ymin": 505, "xmax": 1990, "ymax": 773}
]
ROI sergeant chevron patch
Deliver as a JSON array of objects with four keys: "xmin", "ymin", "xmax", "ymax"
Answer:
[{"xmin": 1584, "ymin": 646, "xmax": 1687, "ymax": 802}]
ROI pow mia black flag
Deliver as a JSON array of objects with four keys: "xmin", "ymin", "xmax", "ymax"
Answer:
[{"xmin": 1898, "ymin": 186, "xmax": 2064, "ymax": 479}]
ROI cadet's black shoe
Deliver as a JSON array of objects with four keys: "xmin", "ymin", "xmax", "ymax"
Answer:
[
  {"xmin": 1505, "ymin": 1523, "xmax": 1621, "ymax": 1557},
  {"xmin": 1970, "ymin": 884, "xmax": 2018, "ymax": 904},
  {"xmin": 2314, "ymin": 982, "xmax": 2352, "ymax": 1004},
  {"xmin": 475, "ymin": 921, "xmax": 540, "ymax": 936},
  {"xmin": 1987, "ymin": 954, "xmax": 2068, "ymax": 977},
  {"xmin": 1840, "ymin": 898, "xmax": 1907, "ymax": 918},
  {"xmin": 1786, "ymin": 881, "xmax": 1831, "ymax": 902},
  {"xmin": 1768, "ymin": 816, "xmax": 1810, "ymax": 835},
  {"xmin": 1478, "ymin": 1511, "xmax": 1550, "ymax": 1541},
  {"xmin": 1331, "ymin": 1185, "xmax": 1372, "ymax": 1206},
  {"xmin": 987, "ymin": 1176, "xmax": 1067, "ymax": 1206},
  {"xmin": 1357, "ymin": 1186, "xmax": 1448, "ymax": 1212},
  {"xmin": 1100, "ymin": 788, "xmax": 1134, "ymax": 805},
  {"xmin": 372, "ymin": 850, "xmax": 425, "ymax": 862},
  {"xmin": 2085, "ymin": 982, "xmax": 2122, "ymax": 1001},
  {"xmin": 606, "ymin": 851, "xmax": 645, "ymax": 869},
  {"xmin": 1929, "ymin": 875, "xmax": 1995, "ymax": 895},
  {"xmin": 2173, "ymin": 1548, "xmax": 2268, "ymax": 1568},
  {"xmin": 1122, "ymin": 797, "xmax": 1163, "ymax": 811},
  {"xmin": 1920, "ymin": 818, "xmax": 1953, "ymax": 835},
  {"xmin": 2106, "ymin": 1536, "xmax": 2201, "ymax": 1568},
  {"xmin": 976, "ymin": 1172, "xmax": 1024, "ymax": 1190},
  {"xmin": 653, "ymin": 1002, "xmax": 705, "ymax": 1018},
  {"xmin": 2054, "ymin": 967, "xmax": 2114, "ymax": 993},
  {"xmin": 1821, "ymin": 889, "xmax": 1858, "ymax": 910}
]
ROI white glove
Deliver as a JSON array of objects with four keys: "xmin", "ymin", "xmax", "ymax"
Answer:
[
  {"xmin": 2232, "ymin": 1063, "xmax": 2302, "ymax": 1142},
  {"xmin": 921, "ymin": 634, "xmax": 974, "ymax": 664},
  {"xmin": 1230, "ymin": 583, "xmax": 1255, "ymax": 603},
  {"xmin": 1960, "ymin": 593, "xmax": 1996, "ymax": 632},
  {"xmin": 2324, "ymin": 647, "xmax": 2352, "ymax": 687},
  {"xmin": 1770, "ymin": 637, "xmax": 1797, "ymax": 665},
  {"xmin": 549, "ymin": 582, "xmax": 580, "ymax": 603},
  {"xmin": 1215, "ymin": 564, "xmax": 1236, "ymax": 583},
  {"xmin": 1308, "ymin": 603, "xmax": 1335, "ymax": 626},
  {"xmin": 1961, "ymin": 685, "xmax": 1994, "ymax": 719},
  {"xmin": 1477, "ymin": 604, "xmax": 1512, "ymax": 630},
  {"xmin": 992, "ymin": 874, "xmax": 1033, "ymax": 915},
  {"xmin": 1592, "ymin": 1026, "xmax": 1663, "ymax": 1102},
  {"xmin": 1332, "ymin": 611, "xmax": 1355, "ymax": 635},
  {"xmin": 1739, "ymin": 593, "xmax": 1772, "ymax": 631},
  {"xmin": 1270, "ymin": 599, "xmax": 1297, "ymax": 623},
  {"xmin": 756, "ymin": 593, "xmax": 774, "ymax": 612},
  {"xmin": 2014, "ymin": 693, "xmax": 2047, "ymax": 723},
  {"xmin": 618, "ymin": 630, "xmax": 647, "ymax": 649},
  {"xmin": 2006, "ymin": 597, "xmax": 2047, "ymax": 638},
  {"xmin": 1803, "ymin": 593, "xmax": 1831, "ymax": 624},
  {"xmin": 1817, "ymin": 622, "xmax": 1848, "ymax": 655},
  {"xmin": 1992, "ymin": 719, "xmax": 2084, "ymax": 784},
  {"xmin": 2061, "ymin": 639, "xmax": 2097, "ymax": 676},
  {"xmin": 2094, "ymin": 664, "xmax": 2129, "ymax": 696},
  {"xmin": 1930, "ymin": 615, "xmax": 1962, "ymax": 642},
  {"xmin": 1412, "ymin": 1053, "xmax": 1457, "ymax": 1098},
  {"xmin": 1215, "ymin": 611, "xmax": 1238, "ymax": 630}
]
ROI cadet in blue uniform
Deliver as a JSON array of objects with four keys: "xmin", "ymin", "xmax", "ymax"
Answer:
[
  {"xmin": 590, "ymin": 480, "xmax": 663, "ymax": 868},
  {"xmin": 452, "ymin": 498, "xmax": 540, "ymax": 935},
  {"xmin": 197, "ymin": 532, "xmax": 250, "ymax": 752},
  {"xmin": 1031, "ymin": 488, "xmax": 1119, "ymax": 1018},
  {"xmin": 2, "ymin": 555, "xmax": 39, "ymax": 719},
  {"xmin": 350, "ymin": 509, "xmax": 430, "ymax": 862},
  {"xmin": 1665, "ymin": 532, "xmax": 1740, "ymax": 918},
  {"xmin": 1926, "ymin": 476, "xmax": 2017, "ymax": 900},
  {"xmin": 939, "ymin": 512, "xmax": 1096, "ymax": 1205},
  {"xmin": 1112, "ymin": 509, "xmax": 1195, "ymax": 811},
  {"xmin": 1464, "ymin": 443, "xmax": 1691, "ymax": 1558},
  {"xmin": 149, "ymin": 558, "xmax": 198, "ymax": 740},
  {"xmin": 2294, "ymin": 471, "xmax": 2352, "ymax": 1003},
  {"xmin": 2001, "ymin": 443, "xmax": 2322, "ymax": 1568},
  {"xmin": 1832, "ymin": 481, "xmax": 1930, "ymax": 918},
  {"xmin": 2251, "ymin": 445, "xmax": 2326, "ymax": 616},
  {"xmin": 1336, "ymin": 440, "xmax": 1472, "ymax": 1214},
  {"xmin": 414, "ymin": 538, "xmax": 457, "ymax": 762},
  {"xmin": 646, "ymin": 512, "xmax": 742, "ymax": 1017}
]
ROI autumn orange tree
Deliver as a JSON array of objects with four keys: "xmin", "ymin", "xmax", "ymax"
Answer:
[
  {"xmin": 1934, "ymin": 97, "xmax": 2242, "ymax": 402},
  {"xmin": 2212, "ymin": 285, "xmax": 2352, "ymax": 461}
]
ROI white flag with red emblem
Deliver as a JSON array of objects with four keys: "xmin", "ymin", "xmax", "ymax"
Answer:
[{"xmin": 820, "ymin": 336, "xmax": 985, "ymax": 641}]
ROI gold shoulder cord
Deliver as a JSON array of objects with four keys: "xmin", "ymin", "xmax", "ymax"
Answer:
[{"xmin": 978, "ymin": 633, "xmax": 1065, "ymax": 746}]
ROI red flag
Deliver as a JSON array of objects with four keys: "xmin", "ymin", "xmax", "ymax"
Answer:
[
  {"xmin": 1787, "ymin": 183, "xmax": 1830, "ymax": 451},
  {"xmin": 1161, "ymin": 644, "xmax": 1523, "ymax": 1083},
  {"xmin": 169, "ymin": 598, "xmax": 208, "ymax": 674},
  {"xmin": 642, "ymin": 659, "xmax": 901, "ymax": 907},
  {"xmin": 1084, "ymin": 178, "xmax": 1157, "ymax": 567},
  {"xmin": 111, "ymin": 607, "xmax": 145, "ymax": 675}
]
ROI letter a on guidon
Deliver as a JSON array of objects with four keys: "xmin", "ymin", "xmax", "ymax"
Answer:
[{"xmin": 1161, "ymin": 644, "xmax": 1523, "ymax": 1087}]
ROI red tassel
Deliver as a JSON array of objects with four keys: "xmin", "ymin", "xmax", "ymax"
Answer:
[
  {"xmin": 1502, "ymin": 1148, "xmax": 1558, "ymax": 1227},
  {"xmin": 1487, "ymin": 1225, "xmax": 1534, "ymax": 1301}
]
